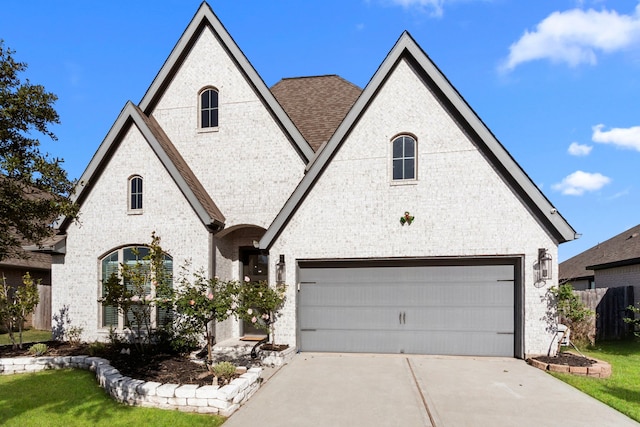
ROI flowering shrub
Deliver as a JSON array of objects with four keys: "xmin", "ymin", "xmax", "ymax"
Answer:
[
  {"xmin": 98, "ymin": 232, "xmax": 288, "ymax": 357},
  {"xmin": 238, "ymin": 280, "xmax": 286, "ymax": 345},
  {"xmin": 172, "ymin": 267, "xmax": 238, "ymax": 361}
]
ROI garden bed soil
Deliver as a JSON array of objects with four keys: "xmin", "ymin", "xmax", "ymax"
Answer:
[
  {"xmin": 531, "ymin": 352, "xmax": 596, "ymax": 367},
  {"xmin": 0, "ymin": 341, "xmax": 262, "ymax": 387}
]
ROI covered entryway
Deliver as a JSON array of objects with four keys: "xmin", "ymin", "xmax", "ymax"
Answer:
[{"xmin": 297, "ymin": 258, "xmax": 521, "ymax": 357}]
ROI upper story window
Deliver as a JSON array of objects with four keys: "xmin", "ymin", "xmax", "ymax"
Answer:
[
  {"xmin": 129, "ymin": 175, "xmax": 143, "ymax": 212},
  {"xmin": 392, "ymin": 135, "xmax": 416, "ymax": 181},
  {"xmin": 200, "ymin": 87, "xmax": 219, "ymax": 129}
]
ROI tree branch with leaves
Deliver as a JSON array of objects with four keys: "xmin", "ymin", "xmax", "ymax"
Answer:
[{"xmin": 0, "ymin": 40, "xmax": 77, "ymax": 262}]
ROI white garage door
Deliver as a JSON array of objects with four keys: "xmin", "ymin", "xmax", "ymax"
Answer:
[{"xmin": 298, "ymin": 261, "xmax": 518, "ymax": 357}]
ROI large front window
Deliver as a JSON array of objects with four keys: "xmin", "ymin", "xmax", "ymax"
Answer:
[{"xmin": 100, "ymin": 246, "xmax": 173, "ymax": 329}]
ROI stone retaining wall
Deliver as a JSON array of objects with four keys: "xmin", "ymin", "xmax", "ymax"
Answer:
[
  {"xmin": 0, "ymin": 355, "xmax": 261, "ymax": 416},
  {"xmin": 527, "ymin": 358, "xmax": 612, "ymax": 378}
]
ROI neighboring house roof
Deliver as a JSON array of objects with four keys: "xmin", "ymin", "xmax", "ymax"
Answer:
[
  {"xmin": 259, "ymin": 31, "xmax": 577, "ymax": 250},
  {"xmin": 58, "ymin": 101, "xmax": 225, "ymax": 232},
  {"xmin": 560, "ymin": 224, "xmax": 640, "ymax": 281},
  {"xmin": 138, "ymin": 2, "xmax": 314, "ymax": 163},
  {"xmin": 0, "ymin": 251, "xmax": 52, "ymax": 272},
  {"xmin": 271, "ymin": 75, "xmax": 362, "ymax": 152}
]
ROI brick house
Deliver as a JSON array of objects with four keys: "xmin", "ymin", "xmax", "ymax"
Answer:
[
  {"xmin": 51, "ymin": 3, "xmax": 576, "ymax": 358},
  {"xmin": 560, "ymin": 224, "xmax": 640, "ymax": 307}
]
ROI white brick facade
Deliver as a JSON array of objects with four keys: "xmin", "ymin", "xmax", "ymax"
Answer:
[
  {"xmin": 267, "ymin": 59, "xmax": 560, "ymax": 357},
  {"xmin": 151, "ymin": 27, "xmax": 306, "ymax": 229},
  {"xmin": 52, "ymin": 5, "xmax": 573, "ymax": 358},
  {"xmin": 52, "ymin": 125, "xmax": 210, "ymax": 341}
]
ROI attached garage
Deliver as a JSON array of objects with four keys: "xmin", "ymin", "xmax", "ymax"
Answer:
[{"xmin": 297, "ymin": 258, "xmax": 522, "ymax": 357}]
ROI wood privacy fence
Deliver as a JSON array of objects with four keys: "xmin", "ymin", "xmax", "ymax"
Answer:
[
  {"xmin": 31, "ymin": 284, "xmax": 51, "ymax": 331},
  {"xmin": 574, "ymin": 286, "xmax": 634, "ymax": 341}
]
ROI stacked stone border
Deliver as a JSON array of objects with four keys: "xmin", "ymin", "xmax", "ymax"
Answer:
[
  {"xmin": 527, "ymin": 357, "xmax": 612, "ymax": 378},
  {"xmin": 0, "ymin": 355, "xmax": 262, "ymax": 416}
]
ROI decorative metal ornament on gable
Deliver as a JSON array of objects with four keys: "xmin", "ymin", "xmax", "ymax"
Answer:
[{"xmin": 400, "ymin": 211, "xmax": 415, "ymax": 226}]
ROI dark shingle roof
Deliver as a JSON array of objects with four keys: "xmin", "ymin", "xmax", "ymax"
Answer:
[
  {"xmin": 559, "ymin": 224, "xmax": 640, "ymax": 281},
  {"xmin": 140, "ymin": 109, "xmax": 225, "ymax": 227},
  {"xmin": 271, "ymin": 75, "xmax": 362, "ymax": 152},
  {"xmin": 0, "ymin": 251, "xmax": 52, "ymax": 271}
]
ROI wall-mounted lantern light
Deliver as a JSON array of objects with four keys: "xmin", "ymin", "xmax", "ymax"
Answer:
[
  {"xmin": 276, "ymin": 254, "xmax": 286, "ymax": 285},
  {"xmin": 536, "ymin": 248, "xmax": 552, "ymax": 284}
]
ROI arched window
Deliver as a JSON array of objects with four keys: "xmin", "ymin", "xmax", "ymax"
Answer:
[
  {"xmin": 129, "ymin": 175, "xmax": 143, "ymax": 211},
  {"xmin": 392, "ymin": 135, "xmax": 416, "ymax": 181},
  {"xmin": 100, "ymin": 246, "xmax": 173, "ymax": 329},
  {"xmin": 200, "ymin": 87, "xmax": 219, "ymax": 128}
]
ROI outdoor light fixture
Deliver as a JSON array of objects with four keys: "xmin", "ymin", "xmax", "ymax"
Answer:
[
  {"xmin": 276, "ymin": 254, "xmax": 286, "ymax": 285},
  {"xmin": 536, "ymin": 248, "xmax": 552, "ymax": 283}
]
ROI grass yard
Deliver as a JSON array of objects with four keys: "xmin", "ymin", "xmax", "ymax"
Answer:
[
  {"xmin": 0, "ymin": 369, "xmax": 225, "ymax": 427},
  {"xmin": 0, "ymin": 329, "xmax": 51, "ymax": 346},
  {"xmin": 550, "ymin": 339, "xmax": 640, "ymax": 423}
]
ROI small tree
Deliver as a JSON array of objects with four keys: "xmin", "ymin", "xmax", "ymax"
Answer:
[
  {"xmin": 238, "ymin": 279, "xmax": 286, "ymax": 345},
  {"xmin": 100, "ymin": 232, "xmax": 172, "ymax": 353},
  {"xmin": 550, "ymin": 283, "xmax": 594, "ymax": 351},
  {"xmin": 172, "ymin": 269, "xmax": 238, "ymax": 362},
  {"xmin": 0, "ymin": 273, "xmax": 40, "ymax": 349},
  {"xmin": 624, "ymin": 304, "xmax": 640, "ymax": 337}
]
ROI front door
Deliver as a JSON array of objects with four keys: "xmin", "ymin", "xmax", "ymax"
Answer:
[{"xmin": 240, "ymin": 248, "xmax": 268, "ymax": 337}]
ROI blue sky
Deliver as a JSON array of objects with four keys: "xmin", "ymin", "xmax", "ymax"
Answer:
[{"xmin": 2, "ymin": 0, "xmax": 639, "ymax": 262}]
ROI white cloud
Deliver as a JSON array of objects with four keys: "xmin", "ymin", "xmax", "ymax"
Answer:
[
  {"xmin": 385, "ymin": 0, "xmax": 486, "ymax": 17},
  {"xmin": 607, "ymin": 189, "xmax": 630, "ymax": 200},
  {"xmin": 592, "ymin": 124, "xmax": 640, "ymax": 151},
  {"xmin": 501, "ymin": 5, "xmax": 640, "ymax": 71},
  {"xmin": 387, "ymin": 0, "xmax": 445, "ymax": 16},
  {"xmin": 552, "ymin": 170, "xmax": 611, "ymax": 195},
  {"xmin": 568, "ymin": 142, "xmax": 592, "ymax": 156}
]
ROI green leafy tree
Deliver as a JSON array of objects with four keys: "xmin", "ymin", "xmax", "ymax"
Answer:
[
  {"xmin": 238, "ymin": 280, "xmax": 286, "ymax": 345},
  {"xmin": 0, "ymin": 41, "xmax": 77, "ymax": 262},
  {"xmin": 0, "ymin": 273, "xmax": 40, "ymax": 349},
  {"xmin": 550, "ymin": 283, "xmax": 594, "ymax": 350},
  {"xmin": 172, "ymin": 268, "xmax": 238, "ymax": 362}
]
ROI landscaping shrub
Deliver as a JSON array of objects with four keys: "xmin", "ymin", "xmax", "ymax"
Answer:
[
  {"xmin": 551, "ymin": 283, "xmax": 595, "ymax": 349},
  {"xmin": 0, "ymin": 273, "xmax": 40, "ymax": 349},
  {"xmin": 28, "ymin": 343, "xmax": 48, "ymax": 356},
  {"xmin": 210, "ymin": 361, "xmax": 237, "ymax": 384}
]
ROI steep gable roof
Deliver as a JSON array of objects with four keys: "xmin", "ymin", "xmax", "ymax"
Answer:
[
  {"xmin": 58, "ymin": 101, "xmax": 225, "ymax": 232},
  {"xmin": 138, "ymin": 2, "xmax": 314, "ymax": 163},
  {"xmin": 560, "ymin": 224, "xmax": 640, "ymax": 281},
  {"xmin": 271, "ymin": 75, "xmax": 362, "ymax": 152},
  {"xmin": 260, "ymin": 31, "xmax": 577, "ymax": 250}
]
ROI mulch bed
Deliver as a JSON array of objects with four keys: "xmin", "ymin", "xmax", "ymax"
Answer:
[
  {"xmin": 531, "ymin": 352, "xmax": 596, "ymax": 367},
  {"xmin": 0, "ymin": 341, "xmax": 261, "ymax": 387}
]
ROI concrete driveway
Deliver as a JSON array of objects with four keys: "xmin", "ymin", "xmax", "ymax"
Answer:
[{"xmin": 224, "ymin": 353, "xmax": 639, "ymax": 427}]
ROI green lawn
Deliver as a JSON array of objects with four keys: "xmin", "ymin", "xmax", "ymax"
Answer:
[
  {"xmin": 0, "ymin": 369, "xmax": 225, "ymax": 426},
  {"xmin": 0, "ymin": 329, "xmax": 52, "ymax": 346},
  {"xmin": 550, "ymin": 339, "xmax": 640, "ymax": 423}
]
